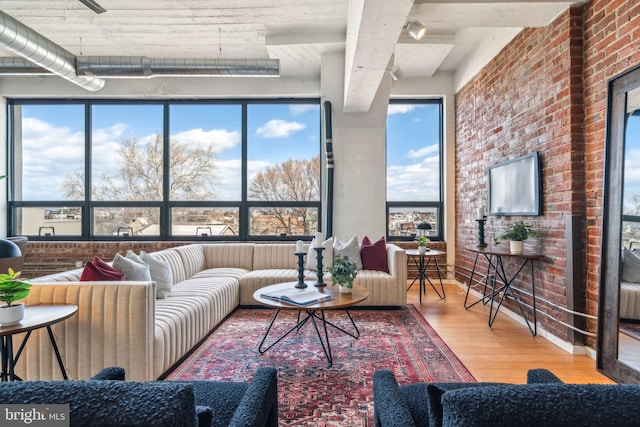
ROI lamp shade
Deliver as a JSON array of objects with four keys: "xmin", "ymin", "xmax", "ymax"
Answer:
[
  {"xmin": 0, "ymin": 239, "xmax": 21, "ymax": 258},
  {"xmin": 417, "ymin": 222, "xmax": 432, "ymax": 237}
]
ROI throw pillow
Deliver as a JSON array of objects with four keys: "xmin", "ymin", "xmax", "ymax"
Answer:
[
  {"xmin": 305, "ymin": 232, "xmax": 334, "ymax": 271},
  {"xmin": 333, "ymin": 235, "xmax": 363, "ymax": 270},
  {"xmin": 140, "ymin": 251, "xmax": 174, "ymax": 299},
  {"xmin": 112, "ymin": 253, "xmax": 152, "ymax": 281},
  {"xmin": 360, "ymin": 236, "xmax": 389, "ymax": 272},
  {"xmin": 622, "ymin": 247, "xmax": 640, "ymax": 282},
  {"xmin": 80, "ymin": 257, "xmax": 126, "ymax": 281},
  {"xmin": 426, "ymin": 383, "xmax": 506, "ymax": 427}
]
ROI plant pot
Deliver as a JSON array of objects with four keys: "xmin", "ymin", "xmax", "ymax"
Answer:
[
  {"xmin": 339, "ymin": 284, "xmax": 353, "ymax": 294},
  {"xmin": 510, "ymin": 240, "xmax": 524, "ymax": 254},
  {"xmin": 418, "ymin": 246, "xmax": 429, "ymax": 255},
  {"xmin": 0, "ymin": 303, "xmax": 24, "ymax": 325}
]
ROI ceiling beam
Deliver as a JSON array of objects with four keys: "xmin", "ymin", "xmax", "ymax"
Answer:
[{"xmin": 343, "ymin": 0, "xmax": 413, "ymax": 113}]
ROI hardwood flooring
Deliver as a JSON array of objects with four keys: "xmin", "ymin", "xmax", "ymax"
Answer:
[{"xmin": 408, "ymin": 280, "xmax": 616, "ymax": 384}]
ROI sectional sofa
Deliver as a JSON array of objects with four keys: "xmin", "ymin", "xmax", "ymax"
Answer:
[{"xmin": 18, "ymin": 242, "xmax": 407, "ymax": 381}]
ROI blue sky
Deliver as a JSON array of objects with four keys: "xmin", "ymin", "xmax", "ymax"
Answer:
[{"xmin": 624, "ymin": 113, "xmax": 640, "ymax": 213}]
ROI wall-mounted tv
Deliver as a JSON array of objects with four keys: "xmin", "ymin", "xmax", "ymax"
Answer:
[{"xmin": 488, "ymin": 152, "xmax": 542, "ymax": 216}]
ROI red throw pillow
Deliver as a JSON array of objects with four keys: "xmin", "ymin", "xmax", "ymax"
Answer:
[
  {"xmin": 360, "ymin": 236, "xmax": 389, "ymax": 273},
  {"xmin": 80, "ymin": 256, "xmax": 126, "ymax": 281}
]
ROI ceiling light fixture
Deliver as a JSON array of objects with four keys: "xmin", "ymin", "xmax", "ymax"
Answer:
[
  {"xmin": 405, "ymin": 21, "xmax": 427, "ymax": 41},
  {"xmin": 389, "ymin": 65, "xmax": 402, "ymax": 81},
  {"xmin": 78, "ymin": 0, "xmax": 107, "ymax": 14}
]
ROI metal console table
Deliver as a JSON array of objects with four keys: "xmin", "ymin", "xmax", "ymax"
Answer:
[{"xmin": 464, "ymin": 246, "xmax": 543, "ymax": 336}]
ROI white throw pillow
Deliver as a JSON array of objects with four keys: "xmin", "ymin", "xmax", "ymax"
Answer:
[
  {"xmin": 333, "ymin": 235, "xmax": 363, "ymax": 270},
  {"xmin": 305, "ymin": 232, "xmax": 333, "ymax": 271},
  {"xmin": 112, "ymin": 253, "xmax": 152, "ymax": 281},
  {"xmin": 140, "ymin": 251, "xmax": 174, "ymax": 299}
]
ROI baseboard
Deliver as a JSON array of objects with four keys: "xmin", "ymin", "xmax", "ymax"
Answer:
[{"xmin": 456, "ymin": 282, "xmax": 596, "ymax": 360}]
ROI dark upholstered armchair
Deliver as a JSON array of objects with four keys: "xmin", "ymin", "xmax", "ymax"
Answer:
[
  {"xmin": 374, "ymin": 368, "xmax": 640, "ymax": 427},
  {"xmin": 0, "ymin": 367, "xmax": 278, "ymax": 427}
]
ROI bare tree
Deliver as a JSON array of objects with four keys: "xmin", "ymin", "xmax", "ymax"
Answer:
[
  {"xmin": 63, "ymin": 134, "xmax": 217, "ymax": 201},
  {"xmin": 249, "ymin": 156, "xmax": 320, "ymax": 234}
]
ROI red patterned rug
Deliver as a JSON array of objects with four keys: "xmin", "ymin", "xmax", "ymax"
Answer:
[{"xmin": 166, "ymin": 305, "xmax": 475, "ymax": 426}]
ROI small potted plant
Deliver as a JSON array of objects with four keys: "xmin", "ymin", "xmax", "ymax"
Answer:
[
  {"xmin": 0, "ymin": 268, "xmax": 31, "ymax": 325},
  {"xmin": 327, "ymin": 255, "xmax": 358, "ymax": 293},
  {"xmin": 494, "ymin": 221, "xmax": 542, "ymax": 254},
  {"xmin": 415, "ymin": 236, "xmax": 431, "ymax": 254}
]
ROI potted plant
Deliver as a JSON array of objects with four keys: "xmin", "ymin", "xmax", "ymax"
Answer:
[
  {"xmin": 494, "ymin": 221, "xmax": 542, "ymax": 254},
  {"xmin": 0, "ymin": 268, "xmax": 31, "ymax": 325},
  {"xmin": 415, "ymin": 236, "xmax": 431, "ymax": 254},
  {"xmin": 327, "ymin": 255, "xmax": 358, "ymax": 293}
]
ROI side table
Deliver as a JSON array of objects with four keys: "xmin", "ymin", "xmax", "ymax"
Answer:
[
  {"xmin": 0, "ymin": 304, "xmax": 78, "ymax": 381},
  {"xmin": 406, "ymin": 249, "xmax": 446, "ymax": 302}
]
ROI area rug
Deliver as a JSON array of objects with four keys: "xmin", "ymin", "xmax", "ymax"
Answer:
[
  {"xmin": 166, "ymin": 305, "xmax": 475, "ymax": 426},
  {"xmin": 620, "ymin": 320, "xmax": 640, "ymax": 341}
]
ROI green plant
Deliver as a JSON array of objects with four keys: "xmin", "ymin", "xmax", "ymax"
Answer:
[
  {"xmin": 327, "ymin": 255, "xmax": 358, "ymax": 289},
  {"xmin": 494, "ymin": 220, "xmax": 542, "ymax": 243},
  {"xmin": 415, "ymin": 236, "xmax": 431, "ymax": 247},
  {"xmin": 0, "ymin": 268, "xmax": 31, "ymax": 307}
]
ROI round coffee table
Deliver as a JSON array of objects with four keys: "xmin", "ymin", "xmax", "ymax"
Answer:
[{"xmin": 253, "ymin": 282, "xmax": 369, "ymax": 366}]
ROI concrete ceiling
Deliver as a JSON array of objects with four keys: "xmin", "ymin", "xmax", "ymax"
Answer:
[{"xmin": 0, "ymin": 0, "xmax": 582, "ymax": 112}]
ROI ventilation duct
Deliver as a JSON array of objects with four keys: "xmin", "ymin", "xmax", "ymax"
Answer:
[
  {"xmin": 0, "ymin": 10, "xmax": 105, "ymax": 91},
  {"xmin": 76, "ymin": 56, "xmax": 280, "ymax": 78}
]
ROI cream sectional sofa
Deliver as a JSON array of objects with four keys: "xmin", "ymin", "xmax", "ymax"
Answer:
[{"xmin": 18, "ymin": 242, "xmax": 406, "ymax": 381}]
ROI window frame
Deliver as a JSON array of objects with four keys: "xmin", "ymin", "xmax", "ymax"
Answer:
[
  {"xmin": 385, "ymin": 98, "xmax": 444, "ymax": 241},
  {"xmin": 7, "ymin": 98, "xmax": 322, "ymax": 241}
]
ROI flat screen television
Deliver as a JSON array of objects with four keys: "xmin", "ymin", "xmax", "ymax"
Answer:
[{"xmin": 487, "ymin": 152, "xmax": 542, "ymax": 216}]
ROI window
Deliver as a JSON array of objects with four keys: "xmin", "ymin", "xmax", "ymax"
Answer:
[
  {"xmin": 386, "ymin": 99, "xmax": 443, "ymax": 240},
  {"xmin": 8, "ymin": 99, "xmax": 321, "ymax": 240}
]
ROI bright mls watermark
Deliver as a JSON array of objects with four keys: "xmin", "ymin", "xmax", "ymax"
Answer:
[{"xmin": 0, "ymin": 405, "xmax": 69, "ymax": 426}]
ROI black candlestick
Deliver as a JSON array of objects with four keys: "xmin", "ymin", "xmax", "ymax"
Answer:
[
  {"xmin": 476, "ymin": 218, "xmax": 487, "ymax": 248},
  {"xmin": 314, "ymin": 247, "xmax": 327, "ymax": 287},
  {"xmin": 294, "ymin": 252, "xmax": 307, "ymax": 288}
]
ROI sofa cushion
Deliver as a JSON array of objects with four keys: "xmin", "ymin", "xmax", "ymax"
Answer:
[
  {"xmin": 151, "ymin": 249, "xmax": 188, "ymax": 284},
  {"xmin": 0, "ymin": 380, "xmax": 198, "ymax": 426},
  {"xmin": 113, "ymin": 253, "xmax": 152, "ymax": 281},
  {"xmin": 305, "ymin": 233, "xmax": 333, "ymax": 271},
  {"xmin": 203, "ymin": 244, "xmax": 254, "ymax": 270},
  {"xmin": 360, "ymin": 236, "xmax": 389, "ymax": 273},
  {"xmin": 252, "ymin": 244, "xmax": 298, "ymax": 270},
  {"xmin": 441, "ymin": 384, "xmax": 640, "ymax": 427},
  {"xmin": 333, "ymin": 235, "xmax": 363, "ymax": 270},
  {"xmin": 80, "ymin": 257, "xmax": 125, "ymax": 281},
  {"xmin": 172, "ymin": 244, "xmax": 207, "ymax": 279},
  {"xmin": 140, "ymin": 250, "xmax": 174, "ymax": 298}
]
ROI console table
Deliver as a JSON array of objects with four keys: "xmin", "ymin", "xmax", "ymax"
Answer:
[
  {"xmin": 0, "ymin": 304, "xmax": 78, "ymax": 381},
  {"xmin": 464, "ymin": 246, "xmax": 543, "ymax": 336}
]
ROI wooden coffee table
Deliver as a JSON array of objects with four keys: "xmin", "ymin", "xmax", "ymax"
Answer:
[{"xmin": 253, "ymin": 282, "xmax": 369, "ymax": 366}]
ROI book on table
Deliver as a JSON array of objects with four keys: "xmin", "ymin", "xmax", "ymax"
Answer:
[{"xmin": 260, "ymin": 287, "xmax": 332, "ymax": 306}]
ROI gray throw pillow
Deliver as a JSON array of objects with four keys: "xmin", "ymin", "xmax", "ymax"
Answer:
[
  {"xmin": 113, "ymin": 253, "xmax": 152, "ymax": 281},
  {"xmin": 333, "ymin": 235, "xmax": 363, "ymax": 270},
  {"xmin": 140, "ymin": 251, "xmax": 174, "ymax": 299},
  {"xmin": 622, "ymin": 247, "xmax": 640, "ymax": 282}
]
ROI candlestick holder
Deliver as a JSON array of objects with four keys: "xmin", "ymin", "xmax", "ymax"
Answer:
[
  {"xmin": 313, "ymin": 247, "xmax": 327, "ymax": 287},
  {"xmin": 475, "ymin": 218, "xmax": 488, "ymax": 248},
  {"xmin": 294, "ymin": 252, "xmax": 307, "ymax": 288}
]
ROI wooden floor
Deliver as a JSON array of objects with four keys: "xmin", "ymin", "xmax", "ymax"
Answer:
[{"xmin": 408, "ymin": 280, "xmax": 615, "ymax": 384}]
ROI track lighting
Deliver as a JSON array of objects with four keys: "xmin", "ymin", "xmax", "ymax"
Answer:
[{"xmin": 405, "ymin": 21, "xmax": 427, "ymax": 41}]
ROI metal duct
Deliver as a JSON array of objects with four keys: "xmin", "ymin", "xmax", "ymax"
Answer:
[
  {"xmin": 0, "ymin": 10, "xmax": 105, "ymax": 91},
  {"xmin": 76, "ymin": 56, "xmax": 280, "ymax": 78}
]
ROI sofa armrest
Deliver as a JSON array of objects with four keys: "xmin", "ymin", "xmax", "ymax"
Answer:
[
  {"xmin": 526, "ymin": 368, "xmax": 564, "ymax": 384},
  {"xmin": 90, "ymin": 367, "xmax": 126, "ymax": 381},
  {"xmin": 229, "ymin": 367, "xmax": 279, "ymax": 427},
  {"xmin": 386, "ymin": 244, "xmax": 407, "ymax": 281},
  {"xmin": 19, "ymin": 281, "xmax": 156, "ymax": 381},
  {"xmin": 373, "ymin": 370, "xmax": 417, "ymax": 427}
]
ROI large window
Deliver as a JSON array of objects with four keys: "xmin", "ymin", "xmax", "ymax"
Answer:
[
  {"xmin": 386, "ymin": 99, "xmax": 443, "ymax": 240},
  {"xmin": 9, "ymin": 99, "xmax": 320, "ymax": 240}
]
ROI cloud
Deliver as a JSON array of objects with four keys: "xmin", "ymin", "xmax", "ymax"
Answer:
[
  {"xmin": 256, "ymin": 119, "xmax": 306, "ymax": 138},
  {"xmin": 407, "ymin": 144, "xmax": 439, "ymax": 159},
  {"xmin": 387, "ymin": 153, "xmax": 440, "ymax": 201},
  {"xmin": 388, "ymin": 104, "xmax": 419, "ymax": 115},
  {"xmin": 172, "ymin": 128, "xmax": 241, "ymax": 152}
]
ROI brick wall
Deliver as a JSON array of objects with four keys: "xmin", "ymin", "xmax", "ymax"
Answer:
[{"xmin": 455, "ymin": 0, "xmax": 640, "ymax": 345}]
